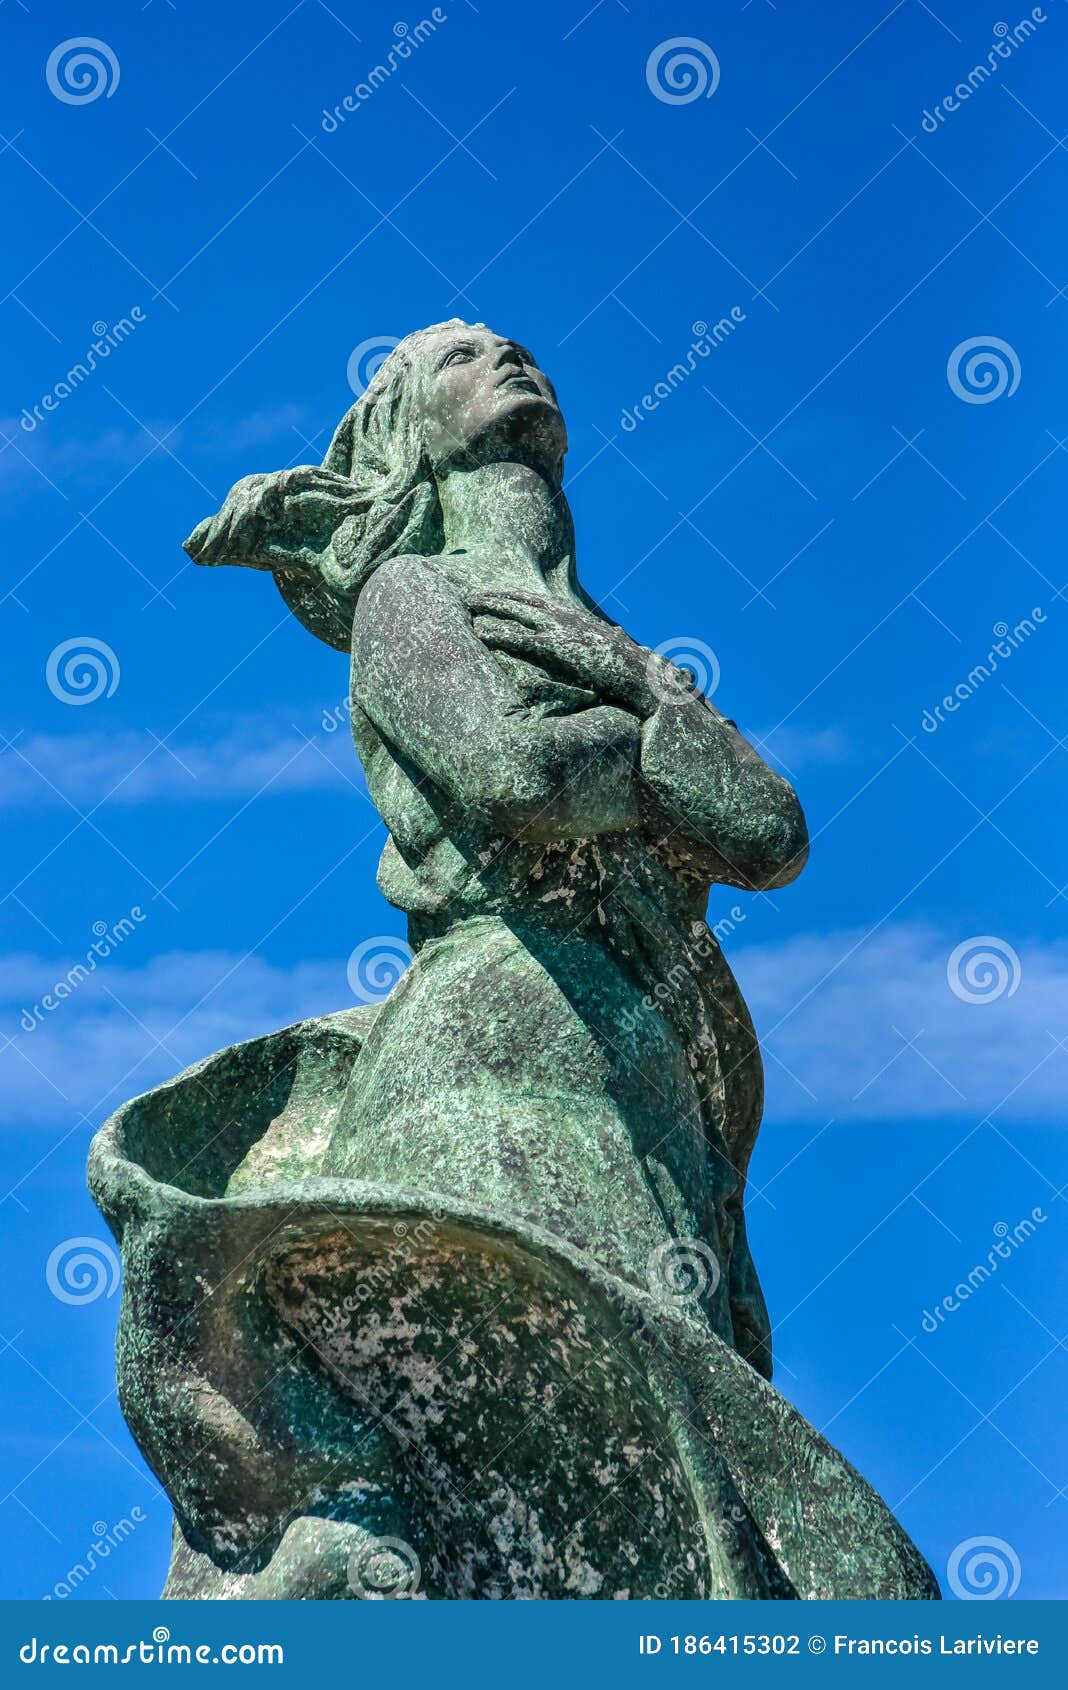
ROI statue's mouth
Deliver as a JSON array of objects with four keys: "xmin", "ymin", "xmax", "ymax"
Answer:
[{"xmin": 497, "ymin": 372, "xmax": 541, "ymax": 395}]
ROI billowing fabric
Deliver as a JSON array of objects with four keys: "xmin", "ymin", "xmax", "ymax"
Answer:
[{"xmin": 89, "ymin": 1012, "xmax": 939, "ymax": 1601}]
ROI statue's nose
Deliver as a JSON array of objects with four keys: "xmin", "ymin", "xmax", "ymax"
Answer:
[{"xmin": 493, "ymin": 341, "xmax": 524, "ymax": 371}]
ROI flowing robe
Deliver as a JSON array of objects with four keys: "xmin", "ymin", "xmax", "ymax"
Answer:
[{"xmin": 89, "ymin": 558, "xmax": 938, "ymax": 1600}]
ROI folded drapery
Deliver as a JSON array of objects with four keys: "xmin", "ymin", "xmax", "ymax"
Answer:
[{"xmin": 89, "ymin": 1008, "xmax": 939, "ymax": 1601}]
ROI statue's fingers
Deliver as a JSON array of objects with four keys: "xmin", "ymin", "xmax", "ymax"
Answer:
[{"xmin": 472, "ymin": 616, "xmax": 552, "ymax": 658}]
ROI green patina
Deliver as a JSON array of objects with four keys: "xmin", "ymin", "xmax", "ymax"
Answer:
[{"xmin": 89, "ymin": 321, "xmax": 939, "ymax": 1601}]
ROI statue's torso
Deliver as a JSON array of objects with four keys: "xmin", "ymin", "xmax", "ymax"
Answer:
[{"xmin": 326, "ymin": 636, "xmax": 760, "ymax": 1330}]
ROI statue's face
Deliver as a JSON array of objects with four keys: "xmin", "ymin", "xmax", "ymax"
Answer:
[{"xmin": 417, "ymin": 325, "xmax": 567, "ymax": 476}]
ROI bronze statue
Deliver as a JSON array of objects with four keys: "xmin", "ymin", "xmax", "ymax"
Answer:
[{"xmin": 90, "ymin": 322, "xmax": 938, "ymax": 1600}]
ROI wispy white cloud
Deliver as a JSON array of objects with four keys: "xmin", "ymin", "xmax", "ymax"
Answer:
[
  {"xmin": 2, "ymin": 924, "xmax": 1064, "ymax": 1135},
  {"xmin": 1, "ymin": 949, "xmax": 351, "ymax": 1128},
  {"xmin": 0, "ymin": 403, "xmax": 319, "ymax": 488},
  {"xmin": 205, "ymin": 404, "xmax": 318, "ymax": 454},
  {"xmin": 1, "ymin": 723, "xmax": 361, "ymax": 808},
  {"xmin": 750, "ymin": 722, "xmax": 855, "ymax": 771},
  {"xmin": 736, "ymin": 922, "xmax": 1067, "ymax": 1124}
]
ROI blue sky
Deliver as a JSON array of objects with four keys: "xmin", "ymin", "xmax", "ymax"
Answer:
[{"xmin": 2, "ymin": 0, "xmax": 1066, "ymax": 1603}]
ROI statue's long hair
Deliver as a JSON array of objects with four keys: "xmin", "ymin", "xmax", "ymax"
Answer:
[{"xmin": 254, "ymin": 320, "xmax": 578, "ymax": 649}]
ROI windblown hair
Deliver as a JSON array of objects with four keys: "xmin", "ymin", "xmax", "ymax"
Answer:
[{"xmin": 185, "ymin": 319, "xmax": 576, "ymax": 650}]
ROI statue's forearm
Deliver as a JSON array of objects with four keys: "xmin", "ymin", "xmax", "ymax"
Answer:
[
  {"xmin": 478, "ymin": 707, "xmax": 643, "ymax": 841},
  {"xmin": 639, "ymin": 701, "xmax": 808, "ymax": 889}
]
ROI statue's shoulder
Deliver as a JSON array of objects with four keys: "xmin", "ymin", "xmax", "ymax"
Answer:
[{"xmin": 354, "ymin": 552, "xmax": 471, "ymax": 634}]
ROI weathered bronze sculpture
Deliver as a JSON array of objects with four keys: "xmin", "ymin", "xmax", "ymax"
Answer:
[{"xmin": 89, "ymin": 321, "xmax": 939, "ymax": 1600}]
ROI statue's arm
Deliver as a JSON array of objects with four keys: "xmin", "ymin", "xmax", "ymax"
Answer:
[
  {"xmin": 639, "ymin": 698, "xmax": 809, "ymax": 891},
  {"xmin": 352, "ymin": 557, "xmax": 645, "ymax": 841},
  {"xmin": 465, "ymin": 591, "xmax": 807, "ymax": 889}
]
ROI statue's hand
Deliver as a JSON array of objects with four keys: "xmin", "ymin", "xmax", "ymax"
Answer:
[{"xmin": 469, "ymin": 590, "xmax": 658, "ymax": 717}]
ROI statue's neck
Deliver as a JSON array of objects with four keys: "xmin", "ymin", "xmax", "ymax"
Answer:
[{"xmin": 437, "ymin": 461, "xmax": 574, "ymax": 594}]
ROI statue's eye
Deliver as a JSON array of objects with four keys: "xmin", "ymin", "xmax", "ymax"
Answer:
[{"xmin": 441, "ymin": 346, "xmax": 475, "ymax": 368}]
